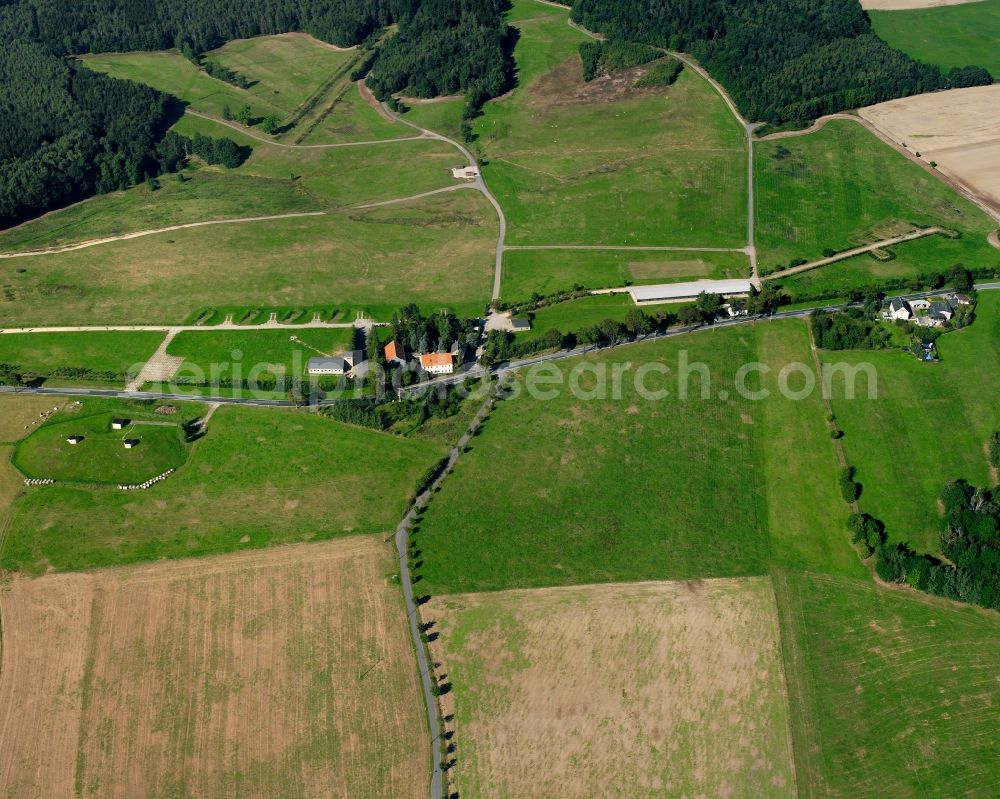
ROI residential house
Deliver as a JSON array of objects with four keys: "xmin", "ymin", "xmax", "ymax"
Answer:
[
  {"xmin": 929, "ymin": 300, "xmax": 954, "ymax": 321},
  {"xmin": 510, "ymin": 318, "xmax": 532, "ymax": 332},
  {"xmin": 111, "ymin": 418, "xmax": 129, "ymax": 430},
  {"xmin": 418, "ymin": 352, "xmax": 455, "ymax": 375},
  {"xmin": 948, "ymin": 293, "xmax": 972, "ymax": 306},
  {"xmin": 887, "ymin": 297, "xmax": 913, "ymax": 321},
  {"xmin": 384, "ymin": 340, "xmax": 407, "ymax": 365}
]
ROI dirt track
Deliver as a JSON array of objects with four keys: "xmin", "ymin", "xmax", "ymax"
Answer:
[{"xmin": 0, "ymin": 537, "xmax": 428, "ymax": 799}]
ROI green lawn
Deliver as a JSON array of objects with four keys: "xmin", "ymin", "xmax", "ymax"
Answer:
[
  {"xmin": 1, "ymin": 404, "xmax": 445, "ymax": 574},
  {"xmin": 415, "ymin": 327, "xmax": 770, "ymax": 593},
  {"xmin": 12, "ymin": 409, "xmax": 188, "ymax": 485},
  {"xmin": 870, "ymin": 0, "xmax": 1000, "ymax": 77},
  {"xmin": 756, "ymin": 322, "xmax": 867, "ymax": 578},
  {"xmin": 0, "ymin": 331, "xmax": 165, "ymax": 377},
  {"xmin": 775, "ymin": 569, "xmax": 1000, "ymax": 798},
  {"xmin": 517, "ymin": 294, "xmax": 636, "ymax": 342},
  {"xmin": 166, "ymin": 327, "xmax": 357, "ymax": 380},
  {"xmin": 82, "ymin": 50, "xmax": 286, "ymax": 120},
  {"xmin": 0, "ymin": 191, "xmax": 497, "ymax": 325},
  {"xmin": 820, "ymin": 292, "xmax": 1000, "ymax": 554},
  {"xmin": 474, "ymin": 0, "xmax": 748, "ymax": 247},
  {"xmin": 754, "ymin": 120, "xmax": 999, "ymax": 274},
  {"xmin": 501, "ymin": 248, "xmax": 751, "ymax": 300}
]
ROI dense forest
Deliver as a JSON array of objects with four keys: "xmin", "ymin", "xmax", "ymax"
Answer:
[
  {"xmin": 572, "ymin": 0, "xmax": 993, "ymax": 124},
  {"xmin": 0, "ymin": 0, "xmax": 512, "ymax": 228}
]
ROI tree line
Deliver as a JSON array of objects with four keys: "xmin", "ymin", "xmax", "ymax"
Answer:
[{"xmin": 571, "ymin": 0, "xmax": 993, "ymax": 125}]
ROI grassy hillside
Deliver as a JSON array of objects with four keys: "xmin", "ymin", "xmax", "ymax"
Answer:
[
  {"xmin": 755, "ymin": 120, "xmax": 998, "ymax": 275},
  {"xmin": 870, "ymin": 0, "xmax": 1000, "ymax": 78},
  {"xmin": 0, "ymin": 191, "xmax": 497, "ymax": 325},
  {"xmin": 473, "ymin": 0, "xmax": 747, "ymax": 247}
]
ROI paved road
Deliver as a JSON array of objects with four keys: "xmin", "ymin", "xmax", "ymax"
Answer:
[
  {"xmin": 505, "ymin": 244, "xmax": 747, "ymax": 253},
  {"xmin": 383, "ymin": 104, "xmax": 509, "ymax": 302},
  {"xmin": 8, "ymin": 284, "xmax": 997, "ymax": 406},
  {"xmin": 392, "ymin": 392, "xmax": 495, "ymax": 799}
]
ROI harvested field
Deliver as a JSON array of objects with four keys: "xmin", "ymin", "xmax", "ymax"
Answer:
[
  {"xmin": 429, "ymin": 577, "xmax": 797, "ymax": 799},
  {"xmin": 860, "ymin": 85, "xmax": 1000, "ymax": 212},
  {"xmin": 0, "ymin": 537, "xmax": 428, "ymax": 799}
]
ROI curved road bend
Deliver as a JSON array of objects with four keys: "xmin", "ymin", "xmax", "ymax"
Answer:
[{"xmin": 379, "ymin": 104, "xmax": 508, "ymax": 302}]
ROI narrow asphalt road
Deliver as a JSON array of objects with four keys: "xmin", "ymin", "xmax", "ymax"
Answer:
[
  {"xmin": 382, "ymin": 103, "xmax": 508, "ymax": 302},
  {"xmin": 6, "ymin": 284, "xmax": 998, "ymax": 407},
  {"xmin": 392, "ymin": 392, "xmax": 495, "ymax": 799}
]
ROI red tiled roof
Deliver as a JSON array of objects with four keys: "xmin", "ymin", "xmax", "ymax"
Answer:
[
  {"xmin": 418, "ymin": 352, "xmax": 454, "ymax": 368},
  {"xmin": 385, "ymin": 340, "xmax": 402, "ymax": 361}
]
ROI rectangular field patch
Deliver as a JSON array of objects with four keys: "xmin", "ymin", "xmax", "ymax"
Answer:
[
  {"xmin": 628, "ymin": 258, "xmax": 711, "ymax": 280},
  {"xmin": 0, "ymin": 537, "xmax": 428, "ymax": 799},
  {"xmin": 429, "ymin": 577, "xmax": 797, "ymax": 799}
]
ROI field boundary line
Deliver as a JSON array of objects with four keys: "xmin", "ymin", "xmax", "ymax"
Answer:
[
  {"xmin": 393, "ymin": 386, "xmax": 497, "ymax": 799},
  {"xmin": 763, "ymin": 227, "xmax": 944, "ymax": 280}
]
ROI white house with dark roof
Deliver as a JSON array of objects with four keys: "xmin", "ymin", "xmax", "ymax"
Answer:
[{"xmin": 887, "ymin": 297, "xmax": 913, "ymax": 321}]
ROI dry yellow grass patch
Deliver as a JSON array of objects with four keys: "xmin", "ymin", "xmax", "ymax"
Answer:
[
  {"xmin": 429, "ymin": 577, "xmax": 797, "ymax": 799},
  {"xmin": 0, "ymin": 537, "xmax": 428, "ymax": 799}
]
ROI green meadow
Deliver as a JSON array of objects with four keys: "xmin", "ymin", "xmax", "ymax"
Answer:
[
  {"xmin": 501, "ymin": 248, "xmax": 750, "ymax": 300},
  {"xmin": 754, "ymin": 120, "xmax": 999, "ymax": 274},
  {"xmin": 0, "ymin": 191, "xmax": 497, "ymax": 325},
  {"xmin": 474, "ymin": 0, "xmax": 747, "ymax": 247},
  {"xmin": 870, "ymin": 0, "xmax": 1000, "ymax": 77},
  {"xmin": 1, "ymin": 404, "xmax": 445, "ymax": 574},
  {"xmin": 414, "ymin": 318, "xmax": 857, "ymax": 594},
  {"xmin": 775, "ymin": 569, "xmax": 1000, "ymax": 798},
  {"xmin": 516, "ymin": 294, "xmax": 635, "ymax": 341},
  {"xmin": 0, "ymin": 171, "xmax": 322, "ymax": 253},
  {"xmin": 0, "ymin": 331, "xmax": 164, "ymax": 377},
  {"xmin": 165, "ymin": 327, "xmax": 357, "ymax": 380},
  {"xmin": 821, "ymin": 292, "xmax": 1000, "ymax": 555}
]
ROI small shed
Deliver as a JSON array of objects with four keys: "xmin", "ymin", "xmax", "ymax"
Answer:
[
  {"xmin": 66, "ymin": 435, "xmax": 83, "ymax": 445},
  {"xmin": 123, "ymin": 439, "xmax": 139, "ymax": 449},
  {"xmin": 111, "ymin": 418, "xmax": 129, "ymax": 430}
]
